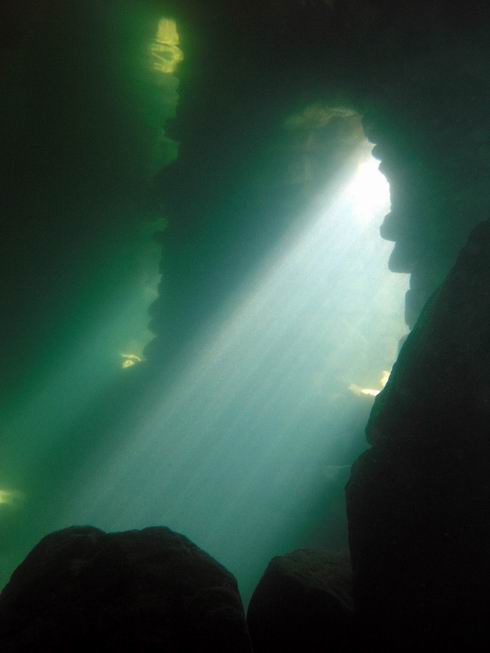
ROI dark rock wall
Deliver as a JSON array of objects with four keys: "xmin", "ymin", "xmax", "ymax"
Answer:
[
  {"xmin": 0, "ymin": 526, "xmax": 252, "ymax": 652},
  {"xmin": 147, "ymin": 0, "xmax": 490, "ymax": 365},
  {"xmin": 364, "ymin": 73, "xmax": 490, "ymax": 328},
  {"xmin": 346, "ymin": 221, "xmax": 490, "ymax": 648},
  {"xmin": 247, "ymin": 549, "xmax": 354, "ymax": 652}
]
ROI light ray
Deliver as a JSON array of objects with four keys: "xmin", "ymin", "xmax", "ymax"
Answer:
[{"xmin": 67, "ymin": 146, "xmax": 408, "ymax": 599}]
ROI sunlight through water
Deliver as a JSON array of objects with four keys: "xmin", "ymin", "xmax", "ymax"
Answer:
[{"xmin": 67, "ymin": 148, "xmax": 408, "ymax": 601}]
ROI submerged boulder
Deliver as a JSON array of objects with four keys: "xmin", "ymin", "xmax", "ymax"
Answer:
[
  {"xmin": 347, "ymin": 220, "xmax": 490, "ymax": 649},
  {"xmin": 0, "ymin": 526, "xmax": 252, "ymax": 653},
  {"xmin": 247, "ymin": 549, "xmax": 355, "ymax": 652}
]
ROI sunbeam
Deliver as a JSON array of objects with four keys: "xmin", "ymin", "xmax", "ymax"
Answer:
[{"xmin": 67, "ymin": 146, "xmax": 408, "ymax": 601}]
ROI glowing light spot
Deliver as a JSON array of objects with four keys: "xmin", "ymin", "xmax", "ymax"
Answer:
[
  {"xmin": 379, "ymin": 369, "xmax": 391, "ymax": 388},
  {"xmin": 0, "ymin": 489, "xmax": 24, "ymax": 508},
  {"xmin": 151, "ymin": 19, "xmax": 184, "ymax": 74},
  {"xmin": 349, "ymin": 369, "xmax": 391, "ymax": 398},
  {"xmin": 121, "ymin": 353, "xmax": 143, "ymax": 369},
  {"xmin": 347, "ymin": 155, "xmax": 391, "ymax": 223},
  {"xmin": 349, "ymin": 384, "xmax": 378, "ymax": 397}
]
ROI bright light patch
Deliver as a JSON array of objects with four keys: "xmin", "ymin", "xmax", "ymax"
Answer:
[
  {"xmin": 349, "ymin": 369, "xmax": 391, "ymax": 398},
  {"xmin": 151, "ymin": 19, "xmax": 184, "ymax": 74},
  {"xmin": 379, "ymin": 369, "xmax": 391, "ymax": 388},
  {"xmin": 121, "ymin": 353, "xmax": 143, "ymax": 369},
  {"xmin": 0, "ymin": 489, "xmax": 24, "ymax": 508},
  {"xmin": 347, "ymin": 155, "xmax": 390, "ymax": 224}
]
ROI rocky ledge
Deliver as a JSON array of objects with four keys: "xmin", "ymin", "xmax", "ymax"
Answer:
[{"xmin": 347, "ymin": 220, "xmax": 490, "ymax": 650}]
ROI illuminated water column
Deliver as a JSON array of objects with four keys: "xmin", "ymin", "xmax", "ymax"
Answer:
[{"xmin": 68, "ymin": 144, "xmax": 408, "ymax": 599}]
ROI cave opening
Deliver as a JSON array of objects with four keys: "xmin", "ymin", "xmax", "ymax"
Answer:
[
  {"xmin": 2, "ymin": 4, "xmax": 488, "ymax": 646},
  {"xmin": 55, "ymin": 106, "xmax": 409, "ymax": 603},
  {"xmin": 0, "ymin": 3, "xmax": 411, "ymax": 602}
]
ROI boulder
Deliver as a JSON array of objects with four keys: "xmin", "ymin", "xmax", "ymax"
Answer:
[
  {"xmin": 0, "ymin": 526, "xmax": 252, "ymax": 653},
  {"xmin": 346, "ymin": 220, "xmax": 490, "ymax": 649},
  {"xmin": 247, "ymin": 549, "xmax": 355, "ymax": 652}
]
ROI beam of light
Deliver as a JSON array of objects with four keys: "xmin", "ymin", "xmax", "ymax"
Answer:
[
  {"xmin": 1, "ymin": 230, "xmax": 161, "ymax": 493},
  {"xmin": 346, "ymin": 157, "xmax": 392, "ymax": 224},
  {"xmin": 66, "ymin": 145, "xmax": 408, "ymax": 601},
  {"xmin": 0, "ymin": 236, "xmax": 161, "ymax": 590},
  {"xmin": 150, "ymin": 19, "xmax": 184, "ymax": 75}
]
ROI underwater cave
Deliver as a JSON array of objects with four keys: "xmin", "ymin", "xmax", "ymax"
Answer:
[{"xmin": 0, "ymin": 1, "xmax": 489, "ymax": 651}]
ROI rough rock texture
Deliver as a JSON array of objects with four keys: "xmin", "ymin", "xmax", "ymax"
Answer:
[
  {"xmin": 247, "ymin": 549, "xmax": 355, "ymax": 652},
  {"xmin": 0, "ymin": 526, "xmax": 252, "ymax": 653},
  {"xmin": 347, "ymin": 220, "xmax": 490, "ymax": 650},
  {"xmin": 364, "ymin": 76, "xmax": 490, "ymax": 329},
  {"xmin": 146, "ymin": 0, "xmax": 490, "ymax": 365}
]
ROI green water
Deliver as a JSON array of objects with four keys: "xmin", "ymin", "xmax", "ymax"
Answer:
[{"xmin": 0, "ymin": 2, "xmax": 408, "ymax": 602}]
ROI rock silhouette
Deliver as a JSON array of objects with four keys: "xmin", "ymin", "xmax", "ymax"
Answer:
[
  {"xmin": 0, "ymin": 526, "xmax": 252, "ymax": 653},
  {"xmin": 347, "ymin": 220, "xmax": 490, "ymax": 650}
]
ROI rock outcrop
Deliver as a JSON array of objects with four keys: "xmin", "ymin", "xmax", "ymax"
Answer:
[
  {"xmin": 346, "ymin": 220, "xmax": 490, "ymax": 649},
  {"xmin": 247, "ymin": 549, "xmax": 354, "ymax": 652},
  {"xmin": 364, "ymin": 74, "xmax": 490, "ymax": 330},
  {"xmin": 0, "ymin": 526, "xmax": 252, "ymax": 653}
]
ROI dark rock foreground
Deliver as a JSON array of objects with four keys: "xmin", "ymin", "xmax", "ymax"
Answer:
[
  {"xmin": 0, "ymin": 526, "xmax": 252, "ymax": 653},
  {"xmin": 247, "ymin": 549, "xmax": 354, "ymax": 652},
  {"xmin": 347, "ymin": 220, "xmax": 490, "ymax": 650}
]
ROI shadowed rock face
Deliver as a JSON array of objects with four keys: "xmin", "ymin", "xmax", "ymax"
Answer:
[
  {"xmin": 0, "ymin": 526, "xmax": 252, "ymax": 653},
  {"xmin": 141, "ymin": 0, "xmax": 490, "ymax": 373},
  {"xmin": 367, "ymin": 219, "xmax": 490, "ymax": 446},
  {"xmin": 247, "ymin": 549, "xmax": 354, "ymax": 652},
  {"xmin": 364, "ymin": 80, "xmax": 490, "ymax": 330},
  {"xmin": 346, "ymin": 220, "xmax": 490, "ymax": 649}
]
